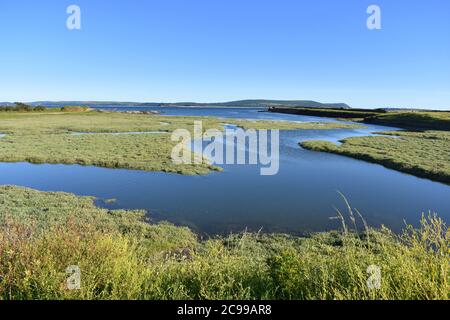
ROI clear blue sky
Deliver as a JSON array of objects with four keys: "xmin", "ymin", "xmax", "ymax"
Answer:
[{"xmin": 1, "ymin": 0, "xmax": 449, "ymax": 109}]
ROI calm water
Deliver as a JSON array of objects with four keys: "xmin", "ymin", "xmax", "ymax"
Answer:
[{"xmin": 1, "ymin": 106, "xmax": 449, "ymax": 235}]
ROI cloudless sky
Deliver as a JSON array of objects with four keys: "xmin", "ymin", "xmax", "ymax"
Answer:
[{"xmin": 0, "ymin": 0, "xmax": 449, "ymax": 109}]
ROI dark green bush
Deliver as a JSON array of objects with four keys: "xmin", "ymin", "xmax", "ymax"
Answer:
[{"xmin": 60, "ymin": 106, "xmax": 90, "ymax": 112}]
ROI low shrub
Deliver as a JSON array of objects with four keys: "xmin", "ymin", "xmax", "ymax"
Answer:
[{"xmin": 60, "ymin": 106, "xmax": 90, "ymax": 112}]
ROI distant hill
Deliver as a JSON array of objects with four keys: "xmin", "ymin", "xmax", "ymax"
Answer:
[
  {"xmin": 12, "ymin": 100, "xmax": 351, "ymax": 109},
  {"xmin": 162, "ymin": 100, "xmax": 351, "ymax": 109},
  {"xmin": 0, "ymin": 102, "xmax": 15, "ymax": 107}
]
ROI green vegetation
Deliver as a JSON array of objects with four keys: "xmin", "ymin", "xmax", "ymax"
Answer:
[
  {"xmin": 289, "ymin": 109, "xmax": 450, "ymax": 183},
  {"xmin": 365, "ymin": 111, "xmax": 450, "ymax": 130},
  {"xmin": 0, "ymin": 133, "xmax": 219, "ymax": 174},
  {"xmin": 301, "ymin": 130, "xmax": 450, "ymax": 184},
  {"xmin": 0, "ymin": 186, "xmax": 447, "ymax": 300},
  {"xmin": 269, "ymin": 106, "xmax": 384, "ymax": 119},
  {"xmin": 0, "ymin": 102, "xmax": 47, "ymax": 112},
  {"xmin": 1, "ymin": 106, "xmax": 447, "ymax": 301},
  {"xmin": 270, "ymin": 106, "xmax": 450, "ymax": 130},
  {"xmin": 0, "ymin": 103, "xmax": 94, "ymax": 113},
  {"xmin": 0, "ymin": 110, "xmax": 215, "ymax": 135},
  {"xmin": 233, "ymin": 119, "xmax": 362, "ymax": 130},
  {"xmin": 60, "ymin": 106, "xmax": 91, "ymax": 112},
  {"xmin": 0, "ymin": 111, "xmax": 360, "ymax": 174},
  {"xmin": 0, "ymin": 112, "xmax": 225, "ymax": 174}
]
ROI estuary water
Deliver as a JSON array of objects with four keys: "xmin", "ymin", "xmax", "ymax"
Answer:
[{"xmin": 0, "ymin": 106, "xmax": 449, "ymax": 235}]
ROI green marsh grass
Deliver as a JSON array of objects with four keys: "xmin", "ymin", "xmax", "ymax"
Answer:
[
  {"xmin": 0, "ymin": 111, "xmax": 360, "ymax": 174},
  {"xmin": 301, "ymin": 130, "xmax": 450, "ymax": 184},
  {"xmin": 365, "ymin": 111, "xmax": 450, "ymax": 131},
  {"xmin": 0, "ymin": 186, "xmax": 448, "ymax": 300}
]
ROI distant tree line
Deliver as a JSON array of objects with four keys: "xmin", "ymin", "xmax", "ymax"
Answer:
[
  {"xmin": 0, "ymin": 103, "xmax": 91, "ymax": 113},
  {"xmin": 0, "ymin": 102, "xmax": 47, "ymax": 112}
]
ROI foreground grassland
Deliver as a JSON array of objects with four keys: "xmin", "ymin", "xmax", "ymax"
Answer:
[
  {"xmin": 0, "ymin": 186, "xmax": 448, "ymax": 300},
  {"xmin": 0, "ymin": 111, "xmax": 360, "ymax": 174},
  {"xmin": 301, "ymin": 130, "xmax": 450, "ymax": 184}
]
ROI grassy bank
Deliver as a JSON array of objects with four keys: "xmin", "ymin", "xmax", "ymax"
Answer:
[
  {"xmin": 0, "ymin": 103, "xmax": 91, "ymax": 113},
  {"xmin": 0, "ymin": 110, "xmax": 360, "ymax": 135},
  {"xmin": 233, "ymin": 119, "xmax": 362, "ymax": 130},
  {"xmin": 284, "ymin": 108, "xmax": 450, "ymax": 183},
  {"xmin": 301, "ymin": 130, "xmax": 450, "ymax": 184},
  {"xmin": 365, "ymin": 111, "xmax": 450, "ymax": 131},
  {"xmin": 0, "ymin": 111, "xmax": 360, "ymax": 174},
  {"xmin": 269, "ymin": 106, "xmax": 450, "ymax": 130},
  {"xmin": 0, "ymin": 186, "xmax": 447, "ymax": 300},
  {"xmin": 268, "ymin": 106, "xmax": 384, "ymax": 119},
  {"xmin": 0, "ymin": 102, "xmax": 48, "ymax": 112}
]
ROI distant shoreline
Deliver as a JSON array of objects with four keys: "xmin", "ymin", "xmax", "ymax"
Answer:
[
  {"xmin": 91, "ymin": 105, "xmax": 268, "ymax": 109},
  {"xmin": 1, "ymin": 99, "xmax": 351, "ymax": 109}
]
